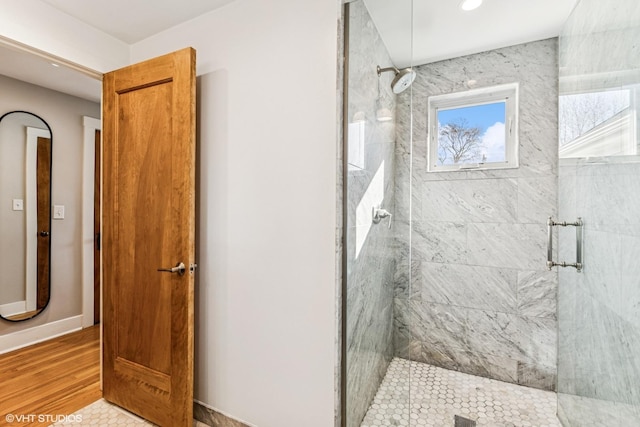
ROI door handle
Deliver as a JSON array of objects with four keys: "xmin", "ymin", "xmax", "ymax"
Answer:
[
  {"xmin": 39, "ymin": 231, "xmax": 50, "ymax": 237},
  {"xmin": 157, "ymin": 262, "xmax": 186, "ymax": 276}
]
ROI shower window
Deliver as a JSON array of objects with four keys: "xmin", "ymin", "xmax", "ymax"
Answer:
[
  {"xmin": 427, "ymin": 83, "xmax": 519, "ymax": 171},
  {"xmin": 559, "ymin": 88, "xmax": 636, "ymax": 158}
]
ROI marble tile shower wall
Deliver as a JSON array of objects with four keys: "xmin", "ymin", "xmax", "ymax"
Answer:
[
  {"xmin": 345, "ymin": 2, "xmax": 398, "ymax": 426},
  {"xmin": 556, "ymin": 0, "xmax": 640, "ymax": 423},
  {"xmin": 393, "ymin": 39, "xmax": 559, "ymax": 391},
  {"xmin": 557, "ymin": 162, "xmax": 640, "ymax": 422}
]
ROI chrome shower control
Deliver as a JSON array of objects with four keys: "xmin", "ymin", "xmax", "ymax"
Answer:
[{"xmin": 372, "ymin": 207, "xmax": 393, "ymax": 229}]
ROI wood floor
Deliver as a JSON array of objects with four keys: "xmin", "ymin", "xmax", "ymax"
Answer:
[{"xmin": 0, "ymin": 326, "xmax": 101, "ymax": 427}]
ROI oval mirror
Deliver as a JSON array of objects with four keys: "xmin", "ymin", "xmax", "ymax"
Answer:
[{"xmin": 0, "ymin": 111, "xmax": 52, "ymax": 321}]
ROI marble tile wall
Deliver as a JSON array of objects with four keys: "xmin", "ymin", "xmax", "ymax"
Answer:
[
  {"xmin": 559, "ymin": 0, "xmax": 640, "ymax": 94},
  {"xmin": 393, "ymin": 39, "xmax": 559, "ymax": 391},
  {"xmin": 194, "ymin": 402, "xmax": 253, "ymax": 427},
  {"xmin": 556, "ymin": 0, "xmax": 640, "ymax": 424},
  {"xmin": 345, "ymin": 1, "xmax": 399, "ymax": 426},
  {"xmin": 557, "ymin": 161, "xmax": 640, "ymax": 423}
]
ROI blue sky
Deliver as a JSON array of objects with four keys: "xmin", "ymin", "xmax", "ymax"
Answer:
[
  {"xmin": 438, "ymin": 101, "xmax": 505, "ymax": 133},
  {"xmin": 438, "ymin": 101, "xmax": 506, "ymax": 163}
]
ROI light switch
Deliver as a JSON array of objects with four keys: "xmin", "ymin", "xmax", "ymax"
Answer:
[
  {"xmin": 12, "ymin": 199, "xmax": 24, "ymax": 211},
  {"xmin": 53, "ymin": 205, "xmax": 65, "ymax": 219}
]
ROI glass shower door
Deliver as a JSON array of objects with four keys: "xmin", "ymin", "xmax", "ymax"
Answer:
[
  {"xmin": 343, "ymin": 0, "xmax": 413, "ymax": 426},
  {"xmin": 557, "ymin": 0, "xmax": 640, "ymax": 424}
]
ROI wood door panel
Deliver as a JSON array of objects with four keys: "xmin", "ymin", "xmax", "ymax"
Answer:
[
  {"xmin": 36, "ymin": 136, "xmax": 51, "ymax": 310},
  {"xmin": 103, "ymin": 47, "xmax": 195, "ymax": 427},
  {"xmin": 115, "ymin": 83, "xmax": 173, "ymax": 374}
]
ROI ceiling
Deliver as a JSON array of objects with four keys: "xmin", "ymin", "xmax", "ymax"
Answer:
[
  {"xmin": 1, "ymin": 0, "xmax": 579, "ymax": 102},
  {"xmin": 0, "ymin": 0, "xmax": 238, "ymax": 103},
  {"xmin": 41, "ymin": 0, "xmax": 238, "ymax": 44},
  {"xmin": 365, "ymin": 0, "xmax": 579, "ymax": 68},
  {"xmin": 0, "ymin": 43, "xmax": 101, "ymax": 102}
]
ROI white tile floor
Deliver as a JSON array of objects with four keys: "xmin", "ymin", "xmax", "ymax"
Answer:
[
  {"xmin": 52, "ymin": 358, "xmax": 560, "ymax": 427},
  {"xmin": 361, "ymin": 358, "xmax": 561, "ymax": 427},
  {"xmin": 50, "ymin": 399, "xmax": 208, "ymax": 427}
]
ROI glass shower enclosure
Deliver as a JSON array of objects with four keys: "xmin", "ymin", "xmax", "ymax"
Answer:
[
  {"xmin": 343, "ymin": 0, "xmax": 640, "ymax": 425},
  {"xmin": 342, "ymin": 0, "xmax": 413, "ymax": 425},
  {"xmin": 556, "ymin": 0, "xmax": 640, "ymax": 424}
]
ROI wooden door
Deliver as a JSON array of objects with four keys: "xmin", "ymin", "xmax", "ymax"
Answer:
[
  {"xmin": 94, "ymin": 129, "xmax": 101, "ymax": 325},
  {"xmin": 36, "ymin": 136, "xmax": 51, "ymax": 310},
  {"xmin": 102, "ymin": 47, "xmax": 196, "ymax": 427}
]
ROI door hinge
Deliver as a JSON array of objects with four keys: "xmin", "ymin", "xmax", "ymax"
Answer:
[{"xmin": 95, "ymin": 233, "xmax": 101, "ymax": 251}]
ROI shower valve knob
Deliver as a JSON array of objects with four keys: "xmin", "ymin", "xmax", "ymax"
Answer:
[{"xmin": 372, "ymin": 207, "xmax": 393, "ymax": 229}]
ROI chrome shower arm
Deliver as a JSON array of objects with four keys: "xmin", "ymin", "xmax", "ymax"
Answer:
[{"xmin": 377, "ymin": 66, "xmax": 399, "ymax": 76}]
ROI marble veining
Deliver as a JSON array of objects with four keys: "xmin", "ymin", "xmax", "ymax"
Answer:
[
  {"xmin": 345, "ymin": 2, "xmax": 399, "ymax": 426},
  {"xmin": 558, "ymin": 159, "xmax": 640, "ymax": 424},
  {"xmin": 466, "ymin": 223, "xmax": 548, "ymax": 270},
  {"xmin": 517, "ymin": 177, "xmax": 558, "ymax": 224},
  {"xmin": 559, "ymin": 0, "xmax": 640, "ymax": 93},
  {"xmin": 558, "ymin": 393, "xmax": 640, "ymax": 427},
  {"xmin": 194, "ymin": 402, "xmax": 253, "ymax": 427},
  {"xmin": 420, "ymin": 263, "xmax": 517, "ymax": 313},
  {"xmin": 412, "ymin": 221, "xmax": 468, "ymax": 264},
  {"xmin": 393, "ymin": 39, "xmax": 559, "ymax": 391},
  {"xmin": 517, "ymin": 270, "xmax": 557, "ymax": 319},
  {"xmin": 394, "ymin": 298, "xmax": 557, "ymax": 390},
  {"xmin": 421, "ymin": 179, "xmax": 518, "ymax": 224}
]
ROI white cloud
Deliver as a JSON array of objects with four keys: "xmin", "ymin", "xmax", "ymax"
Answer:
[{"xmin": 481, "ymin": 122, "xmax": 505, "ymax": 162}]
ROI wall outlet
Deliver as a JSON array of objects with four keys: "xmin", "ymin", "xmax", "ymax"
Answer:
[
  {"xmin": 53, "ymin": 205, "xmax": 65, "ymax": 219},
  {"xmin": 12, "ymin": 199, "xmax": 24, "ymax": 211}
]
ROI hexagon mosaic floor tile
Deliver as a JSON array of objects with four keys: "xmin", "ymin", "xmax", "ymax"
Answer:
[
  {"xmin": 50, "ymin": 399, "xmax": 209, "ymax": 427},
  {"xmin": 360, "ymin": 358, "xmax": 561, "ymax": 427}
]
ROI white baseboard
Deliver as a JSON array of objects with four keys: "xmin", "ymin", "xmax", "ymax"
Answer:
[
  {"xmin": 0, "ymin": 300, "xmax": 27, "ymax": 317},
  {"xmin": 0, "ymin": 315, "xmax": 84, "ymax": 354}
]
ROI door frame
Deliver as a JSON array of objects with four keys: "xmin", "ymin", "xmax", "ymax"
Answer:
[
  {"xmin": 0, "ymin": 37, "xmax": 104, "ymax": 330},
  {"xmin": 82, "ymin": 116, "xmax": 101, "ymax": 328}
]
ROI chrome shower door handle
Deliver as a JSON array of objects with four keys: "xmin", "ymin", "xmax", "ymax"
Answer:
[
  {"xmin": 575, "ymin": 217, "xmax": 583, "ymax": 271},
  {"xmin": 546, "ymin": 217, "xmax": 583, "ymax": 272},
  {"xmin": 157, "ymin": 262, "xmax": 186, "ymax": 276},
  {"xmin": 546, "ymin": 217, "xmax": 554, "ymax": 270}
]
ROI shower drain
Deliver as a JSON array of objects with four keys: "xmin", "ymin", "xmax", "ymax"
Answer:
[{"xmin": 454, "ymin": 415, "xmax": 477, "ymax": 427}]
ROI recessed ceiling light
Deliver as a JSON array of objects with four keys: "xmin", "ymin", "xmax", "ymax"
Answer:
[
  {"xmin": 460, "ymin": 0, "xmax": 483, "ymax": 11},
  {"xmin": 51, "ymin": 63, "xmax": 60, "ymax": 67}
]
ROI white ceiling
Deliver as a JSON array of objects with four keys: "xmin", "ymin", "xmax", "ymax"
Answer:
[
  {"xmin": 0, "ymin": 0, "xmax": 238, "ymax": 103},
  {"xmin": 0, "ymin": 43, "xmax": 102, "ymax": 102},
  {"xmin": 2, "ymin": 0, "xmax": 579, "ymax": 102},
  {"xmin": 41, "ymin": 0, "xmax": 238, "ymax": 44},
  {"xmin": 365, "ymin": 0, "xmax": 579, "ymax": 68}
]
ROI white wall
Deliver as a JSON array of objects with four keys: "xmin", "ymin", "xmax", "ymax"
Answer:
[
  {"xmin": 0, "ymin": 113, "xmax": 29, "ymax": 305},
  {"xmin": 0, "ymin": 75, "xmax": 100, "ymax": 334},
  {"xmin": 131, "ymin": 1, "xmax": 339, "ymax": 425}
]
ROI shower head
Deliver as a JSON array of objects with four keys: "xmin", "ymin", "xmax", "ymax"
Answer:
[
  {"xmin": 392, "ymin": 68, "xmax": 417, "ymax": 94},
  {"xmin": 377, "ymin": 65, "xmax": 416, "ymax": 94}
]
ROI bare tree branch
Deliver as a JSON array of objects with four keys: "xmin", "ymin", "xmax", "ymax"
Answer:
[{"xmin": 438, "ymin": 118, "xmax": 484, "ymax": 164}]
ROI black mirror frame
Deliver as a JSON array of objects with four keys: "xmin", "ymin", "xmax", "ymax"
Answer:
[{"xmin": 0, "ymin": 110, "xmax": 53, "ymax": 322}]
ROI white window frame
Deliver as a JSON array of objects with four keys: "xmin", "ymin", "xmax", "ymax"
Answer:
[{"xmin": 427, "ymin": 83, "xmax": 519, "ymax": 172}]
